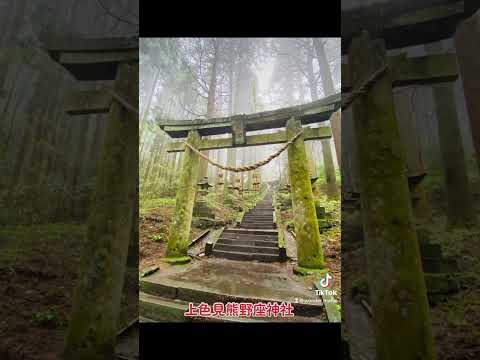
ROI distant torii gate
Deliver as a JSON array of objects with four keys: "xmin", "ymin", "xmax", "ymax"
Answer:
[
  {"xmin": 45, "ymin": 36, "xmax": 138, "ymax": 360},
  {"xmin": 158, "ymin": 94, "xmax": 341, "ymax": 271}
]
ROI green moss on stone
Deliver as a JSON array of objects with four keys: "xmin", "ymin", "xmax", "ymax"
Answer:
[
  {"xmin": 349, "ymin": 33, "xmax": 436, "ymax": 360},
  {"xmin": 161, "ymin": 256, "xmax": 191, "ymax": 265},
  {"xmin": 166, "ymin": 130, "xmax": 201, "ymax": 258},
  {"xmin": 140, "ymin": 266, "xmax": 159, "ymax": 278},
  {"xmin": 293, "ymin": 266, "xmax": 328, "ymax": 277},
  {"xmin": 286, "ymin": 118, "xmax": 325, "ymax": 269}
]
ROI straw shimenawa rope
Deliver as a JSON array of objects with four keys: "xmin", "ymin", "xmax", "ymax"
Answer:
[
  {"xmin": 184, "ymin": 128, "xmax": 305, "ymax": 173},
  {"xmin": 341, "ymin": 63, "xmax": 389, "ymax": 111},
  {"xmin": 106, "ymin": 88, "xmax": 139, "ymax": 115}
]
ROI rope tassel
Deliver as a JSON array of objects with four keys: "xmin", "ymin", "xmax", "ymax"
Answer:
[{"xmin": 183, "ymin": 129, "xmax": 305, "ymax": 173}]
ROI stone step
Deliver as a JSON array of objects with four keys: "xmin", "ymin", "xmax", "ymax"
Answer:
[
  {"xmin": 212, "ymin": 249, "xmax": 279, "ymax": 262},
  {"xmin": 140, "ymin": 281, "xmax": 325, "ymax": 318},
  {"xmin": 241, "ymin": 219, "xmax": 274, "ymax": 223},
  {"xmin": 220, "ymin": 232, "xmax": 278, "ymax": 240},
  {"xmin": 140, "ymin": 292, "xmax": 191, "ymax": 322},
  {"xmin": 240, "ymin": 224, "xmax": 276, "ymax": 229},
  {"xmin": 214, "ymin": 243, "xmax": 279, "ymax": 255},
  {"xmin": 216, "ymin": 237, "xmax": 278, "ymax": 247},
  {"xmin": 220, "ymin": 232, "xmax": 278, "ymax": 241},
  {"xmin": 242, "ymin": 219, "xmax": 273, "ymax": 223},
  {"xmin": 224, "ymin": 228, "xmax": 278, "ymax": 236},
  {"xmin": 140, "ymin": 292, "xmax": 269, "ymax": 322},
  {"xmin": 139, "ymin": 292, "xmax": 325, "ymax": 322},
  {"xmin": 244, "ymin": 214, "xmax": 273, "ymax": 218},
  {"xmin": 243, "ymin": 215, "xmax": 273, "ymax": 218},
  {"xmin": 240, "ymin": 222, "xmax": 275, "ymax": 227}
]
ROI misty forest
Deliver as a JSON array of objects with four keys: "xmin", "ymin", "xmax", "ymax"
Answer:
[
  {"xmin": 138, "ymin": 37, "xmax": 342, "ymax": 323},
  {"xmin": 0, "ymin": 1, "xmax": 139, "ymax": 359}
]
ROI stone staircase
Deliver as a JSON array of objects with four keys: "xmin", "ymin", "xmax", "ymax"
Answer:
[{"xmin": 212, "ymin": 194, "xmax": 281, "ymax": 262}]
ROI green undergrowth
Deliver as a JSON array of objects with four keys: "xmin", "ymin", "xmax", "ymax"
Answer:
[
  {"xmin": 151, "ymin": 234, "xmax": 163, "ymax": 242},
  {"xmin": 316, "ymin": 194, "xmax": 340, "ymax": 224},
  {"xmin": 315, "ymin": 164, "xmax": 342, "ymax": 186},
  {"xmin": 203, "ymin": 185, "xmax": 267, "ymax": 224},
  {"xmin": 0, "ymin": 223, "xmax": 86, "ymax": 273},
  {"xmin": 139, "ymin": 197, "xmax": 176, "ymax": 217},
  {"xmin": 205, "ymin": 192, "xmax": 239, "ymax": 223},
  {"xmin": 417, "ymin": 215, "xmax": 480, "ymax": 287},
  {"xmin": 32, "ymin": 308, "xmax": 65, "ymax": 329},
  {"xmin": 274, "ymin": 190, "xmax": 341, "ymax": 236}
]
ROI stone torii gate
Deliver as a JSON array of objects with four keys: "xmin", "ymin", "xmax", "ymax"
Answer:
[
  {"xmin": 341, "ymin": 1, "xmax": 478, "ymax": 359},
  {"xmin": 158, "ymin": 93, "xmax": 341, "ymax": 271},
  {"xmin": 44, "ymin": 37, "xmax": 138, "ymax": 360}
]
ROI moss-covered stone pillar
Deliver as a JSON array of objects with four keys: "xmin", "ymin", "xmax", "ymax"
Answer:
[
  {"xmin": 455, "ymin": 11, "xmax": 480, "ymax": 172},
  {"xmin": 226, "ymin": 148, "xmax": 236, "ymax": 186},
  {"xmin": 322, "ymin": 139, "xmax": 338, "ymax": 199},
  {"xmin": 393, "ymin": 88, "xmax": 431, "ymax": 222},
  {"xmin": 349, "ymin": 31, "xmax": 436, "ymax": 360},
  {"xmin": 305, "ymin": 142, "xmax": 316, "ymax": 177},
  {"xmin": 330, "ymin": 110, "xmax": 341, "ymax": 168},
  {"xmin": 286, "ymin": 117, "xmax": 325, "ymax": 271},
  {"xmin": 63, "ymin": 62, "xmax": 138, "ymax": 360},
  {"xmin": 165, "ymin": 130, "xmax": 201, "ymax": 261},
  {"xmin": 198, "ymin": 150, "xmax": 209, "ymax": 180},
  {"xmin": 425, "ymin": 42, "xmax": 475, "ymax": 227}
]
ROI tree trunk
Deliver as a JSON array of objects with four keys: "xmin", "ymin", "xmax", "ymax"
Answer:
[
  {"xmin": 139, "ymin": 66, "xmax": 159, "ymax": 159},
  {"xmin": 312, "ymin": 38, "xmax": 340, "ymax": 195},
  {"xmin": 313, "ymin": 38, "xmax": 335, "ymax": 96},
  {"xmin": 199, "ymin": 40, "xmax": 220, "ymax": 180}
]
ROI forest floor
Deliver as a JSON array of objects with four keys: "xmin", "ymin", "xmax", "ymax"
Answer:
[
  {"xmin": 0, "ymin": 223, "xmax": 138, "ymax": 360},
  {"xmin": 342, "ymin": 201, "xmax": 480, "ymax": 359},
  {"xmin": 427, "ymin": 214, "xmax": 480, "ymax": 359},
  {"xmin": 139, "ymin": 197, "xmax": 204, "ymax": 272}
]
